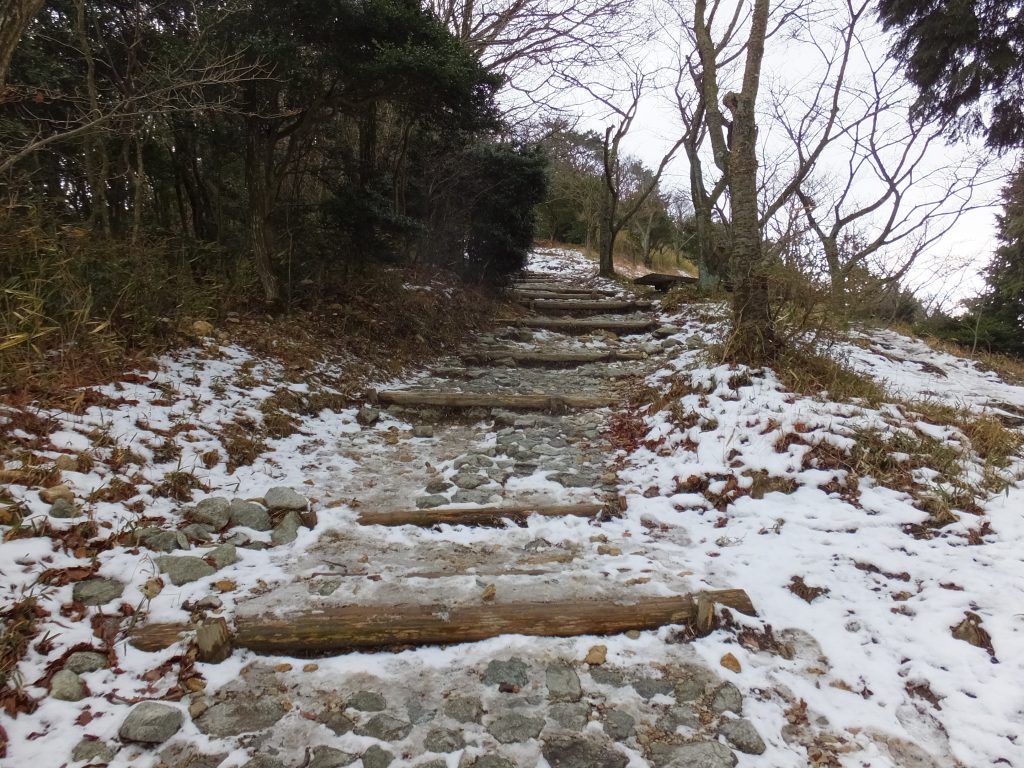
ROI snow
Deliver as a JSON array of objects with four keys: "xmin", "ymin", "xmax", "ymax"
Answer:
[{"xmin": 2, "ymin": 247, "xmax": 1023, "ymax": 766}]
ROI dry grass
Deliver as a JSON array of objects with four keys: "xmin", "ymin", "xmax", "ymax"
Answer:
[{"xmin": 774, "ymin": 348, "xmax": 888, "ymax": 406}]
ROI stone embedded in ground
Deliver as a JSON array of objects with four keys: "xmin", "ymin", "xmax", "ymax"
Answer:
[
  {"xmin": 444, "ymin": 695, "xmax": 483, "ymax": 723},
  {"xmin": 157, "ymin": 555, "xmax": 217, "ymax": 586},
  {"xmin": 590, "ymin": 667, "xmax": 625, "ymax": 687},
  {"xmin": 308, "ymin": 577, "xmax": 342, "ymax": 596},
  {"xmin": 658, "ymin": 704, "xmax": 701, "ymax": 731},
  {"xmin": 356, "ymin": 713, "xmax": 413, "ymax": 741},
  {"xmin": 119, "ymin": 702, "xmax": 184, "ymax": 743},
  {"xmin": 307, "ymin": 746, "xmax": 358, "ymax": 768},
  {"xmin": 182, "ymin": 523, "xmax": 214, "ymax": 542},
  {"xmin": 271, "ymin": 510, "xmax": 302, "ymax": 545},
  {"xmin": 549, "ymin": 702, "xmax": 590, "ymax": 730},
  {"xmin": 452, "ymin": 472, "xmax": 488, "ymax": 489},
  {"xmin": 49, "ymin": 498, "xmax": 81, "ymax": 518},
  {"xmin": 452, "ymin": 489, "xmax": 497, "ymax": 504},
  {"xmin": 483, "ymin": 658, "xmax": 529, "ymax": 688},
  {"xmin": 361, "ymin": 745, "xmax": 394, "ymax": 768},
  {"xmin": 541, "ymin": 734, "xmax": 629, "ymax": 768},
  {"xmin": 54, "ymin": 454, "xmax": 79, "ymax": 472},
  {"xmin": 424, "ymin": 728, "xmax": 465, "ymax": 752},
  {"xmin": 546, "ymin": 662, "xmax": 582, "ymax": 702},
  {"xmin": 194, "ymin": 697, "xmax": 287, "ymax": 737},
  {"xmin": 71, "ymin": 738, "xmax": 114, "ymax": 763},
  {"xmin": 632, "ymin": 676, "xmax": 674, "ymax": 699},
  {"xmin": 72, "ymin": 577, "xmax": 123, "ymax": 606},
  {"xmin": 473, "ymin": 757, "xmax": 516, "ymax": 768},
  {"xmin": 424, "ymin": 479, "xmax": 452, "ymax": 494},
  {"xmin": 602, "ymin": 709, "xmax": 635, "ymax": 740},
  {"xmin": 50, "ymin": 669, "xmax": 86, "ymax": 701},
  {"xmin": 189, "ymin": 497, "xmax": 231, "ymax": 529},
  {"xmin": 241, "ymin": 757, "xmax": 289, "ymax": 768},
  {"xmin": 673, "ymin": 664, "xmax": 718, "ymax": 702},
  {"xmin": 140, "ymin": 529, "xmax": 189, "ymax": 553},
  {"xmin": 65, "ymin": 650, "xmax": 108, "ymax": 674},
  {"xmin": 412, "ymin": 425, "xmax": 434, "ymax": 438},
  {"xmin": 264, "ymin": 486, "xmax": 308, "ymax": 510},
  {"xmin": 349, "ymin": 690, "xmax": 386, "ymax": 711},
  {"xmin": 486, "ymin": 711, "xmax": 545, "ymax": 743},
  {"xmin": 584, "ymin": 645, "xmax": 607, "ymax": 666},
  {"xmin": 156, "ymin": 743, "xmax": 227, "ymax": 768},
  {"xmin": 659, "ymin": 741, "xmax": 737, "ymax": 768},
  {"xmin": 416, "ymin": 494, "xmax": 449, "ymax": 509},
  {"xmin": 317, "ymin": 707, "xmax": 355, "ymax": 735},
  {"xmin": 229, "ymin": 499, "xmax": 272, "ymax": 531},
  {"xmin": 417, "ymin": 761, "xmax": 447, "ymax": 768},
  {"xmin": 708, "ymin": 682, "xmax": 743, "ymax": 714},
  {"xmin": 205, "ymin": 542, "xmax": 238, "ymax": 569},
  {"xmin": 406, "ymin": 697, "xmax": 436, "ymax": 725},
  {"xmin": 40, "ymin": 484, "xmax": 74, "ymax": 504},
  {"xmin": 357, "ymin": 405, "xmax": 381, "ymax": 426},
  {"xmin": 718, "ymin": 717, "xmax": 766, "ymax": 754}
]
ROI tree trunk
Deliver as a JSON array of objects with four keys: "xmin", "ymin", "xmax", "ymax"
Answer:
[
  {"xmin": 0, "ymin": 0, "xmax": 45, "ymax": 95},
  {"xmin": 725, "ymin": 0, "xmax": 776, "ymax": 364},
  {"xmin": 245, "ymin": 117, "xmax": 280, "ymax": 303}
]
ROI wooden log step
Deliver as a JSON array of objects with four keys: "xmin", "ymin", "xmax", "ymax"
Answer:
[
  {"xmin": 509, "ymin": 318, "xmax": 657, "ymax": 335},
  {"xmin": 357, "ymin": 502, "xmax": 607, "ymax": 527},
  {"xmin": 513, "ymin": 290, "xmax": 618, "ymax": 300},
  {"xmin": 463, "ymin": 350, "xmax": 647, "ymax": 366},
  {"xmin": 512, "ymin": 283, "xmax": 617, "ymax": 296},
  {"xmin": 633, "ymin": 273, "xmax": 698, "ymax": 291},
  {"xmin": 515, "ymin": 298, "xmax": 652, "ymax": 312},
  {"xmin": 129, "ymin": 588, "xmax": 756, "ymax": 654},
  {"xmin": 371, "ymin": 390, "xmax": 615, "ymax": 409}
]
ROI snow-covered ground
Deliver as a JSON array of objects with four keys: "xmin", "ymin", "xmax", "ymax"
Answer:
[{"xmin": 1, "ymin": 246, "xmax": 1022, "ymax": 767}]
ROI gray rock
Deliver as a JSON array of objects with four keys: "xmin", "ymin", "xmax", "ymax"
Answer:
[
  {"xmin": 658, "ymin": 704, "xmax": 701, "ymax": 731},
  {"xmin": 357, "ymin": 406, "xmax": 380, "ymax": 426},
  {"xmin": 349, "ymin": 690, "xmax": 386, "ymax": 711},
  {"xmin": 308, "ymin": 746, "xmax": 357, "ymax": 768},
  {"xmin": 156, "ymin": 743, "xmax": 227, "ymax": 768},
  {"xmin": 549, "ymin": 702, "xmax": 590, "ymax": 730},
  {"xmin": 416, "ymin": 494, "xmax": 449, "ymax": 509},
  {"xmin": 708, "ymin": 682, "xmax": 742, "ymax": 714},
  {"xmin": 412, "ymin": 426, "xmax": 434, "ymax": 438},
  {"xmin": 483, "ymin": 658, "xmax": 529, "ymax": 688},
  {"xmin": 65, "ymin": 651, "xmax": 108, "ymax": 674},
  {"xmin": 181, "ymin": 523, "xmax": 214, "ymax": 543},
  {"xmin": 486, "ymin": 711, "xmax": 545, "ymax": 743},
  {"xmin": 546, "ymin": 662, "xmax": 582, "ymax": 702},
  {"xmin": 603, "ymin": 709, "xmax": 635, "ymax": 740},
  {"xmin": 195, "ymin": 697, "xmax": 287, "ymax": 736},
  {"xmin": 264, "ymin": 486, "xmax": 308, "ymax": 510},
  {"xmin": 452, "ymin": 472, "xmax": 488, "ymax": 490},
  {"xmin": 362, "ymin": 745, "xmax": 393, "ymax": 768},
  {"xmin": 50, "ymin": 669, "xmax": 86, "ymax": 701},
  {"xmin": 72, "ymin": 578, "xmax": 123, "ymax": 606},
  {"xmin": 157, "ymin": 555, "xmax": 216, "ymax": 585},
  {"xmin": 452, "ymin": 489, "xmax": 497, "ymax": 504},
  {"xmin": 317, "ymin": 708, "xmax": 355, "ymax": 735},
  {"xmin": 660, "ymin": 741, "xmax": 737, "ymax": 768},
  {"xmin": 308, "ymin": 577, "xmax": 341, "ymax": 596},
  {"xmin": 49, "ymin": 498, "xmax": 81, "ymax": 518},
  {"xmin": 424, "ymin": 728, "xmax": 465, "ymax": 752},
  {"xmin": 417, "ymin": 761, "xmax": 448, "ymax": 768},
  {"xmin": 356, "ymin": 714, "xmax": 413, "ymax": 741},
  {"xmin": 205, "ymin": 542, "xmax": 238, "ymax": 569},
  {"xmin": 473, "ymin": 758, "xmax": 515, "ymax": 768},
  {"xmin": 424, "ymin": 479, "xmax": 452, "ymax": 494},
  {"xmin": 189, "ymin": 497, "xmax": 231, "ymax": 529},
  {"xmin": 718, "ymin": 718, "xmax": 766, "ymax": 754},
  {"xmin": 119, "ymin": 702, "xmax": 183, "ymax": 743},
  {"xmin": 241, "ymin": 758, "xmax": 289, "ymax": 768},
  {"xmin": 72, "ymin": 738, "xmax": 114, "ymax": 763},
  {"xmin": 541, "ymin": 734, "xmax": 628, "ymax": 768},
  {"xmin": 444, "ymin": 695, "xmax": 483, "ymax": 723},
  {"xmin": 271, "ymin": 510, "xmax": 302, "ymax": 545},
  {"xmin": 632, "ymin": 676, "xmax": 674, "ymax": 699},
  {"xmin": 673, "ymin": 664, "xmax": 718, "ymax": 702},
  {"xmin": 406, "ymin": 698, "xmax": 436, "ymax": 725},
  {"xmin": 589, "ymin": 667, "xmax": 625, "ymax": 687},
  {"xmin": 229, "ymin": 499, "xmax": 272, "ymax": 531},
  {"xmin": 141, "ymin": 529, "xmax": 189, "ymax": 553}
]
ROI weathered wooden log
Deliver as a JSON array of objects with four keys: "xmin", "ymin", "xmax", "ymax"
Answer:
[
  {"xmin": 515, "ymin": 299, "xmax": 652, "ymax": 312},
  {"xmin": 512, "ymin": 290, "xmax": 617, "ymax": 300},
  {"xmin": 358, "ymin": 502, "xmax": 607, "ymax": 527},
  {"xmin": 509, "ymin": 318, "xmax": 657, "ymax": 335},
  {"xmin": 195, "ymin": 618, "xmax": 232, "ymax": 663},
  {"xmin": 512, "ymin": 283, "xmax": 617, "ymax": 295},
  {"xmin": 130, "ymin": 588, "xmax": 756, "ymax": 654},
  {"xmin": 371, "ymin": 390, "xmax": 615, "ymax": 409},
  {"xmin": 463, "ymin": 350, "xmax": 646, "ymax": 366},
  {"xmin": 633, "ymin": 273, "xmax": 698, "ymax": 291}
]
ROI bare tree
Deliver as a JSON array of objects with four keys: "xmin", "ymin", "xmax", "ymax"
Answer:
[{"xmin": 0, "ymin": 0, "xmax": 45, "ymax": 94}]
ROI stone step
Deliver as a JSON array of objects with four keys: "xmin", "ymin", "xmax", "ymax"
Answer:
[
  {"xmin": 515, "ymin": 298, "xmax": 653, "ymax": 313},
  {"xmin": 370, "ymin": 390, "xmax": 616, "ymax": 410},
  {"xmin": 356, "ymin": 502, "xmax": 609, "ymax": 527},
  {"xmin": 506, "ymin": 317, "xmax": 657, "ymax": 335}
]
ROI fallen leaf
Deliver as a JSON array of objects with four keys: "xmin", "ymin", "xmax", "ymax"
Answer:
[
  {"xmin": 481, "ymin": 584, "xmax": 496, "ymax": 602},
  {"xmin": 275, "ymin": 663, "xmax": 293, "ymax": 673},
  {"xmin": 213, "ymin": 579, "xmax": 236, "ymax": 592},
  {"xmin": 302, "ymin": 663, "xmax": 319, "ymax": 673}
]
